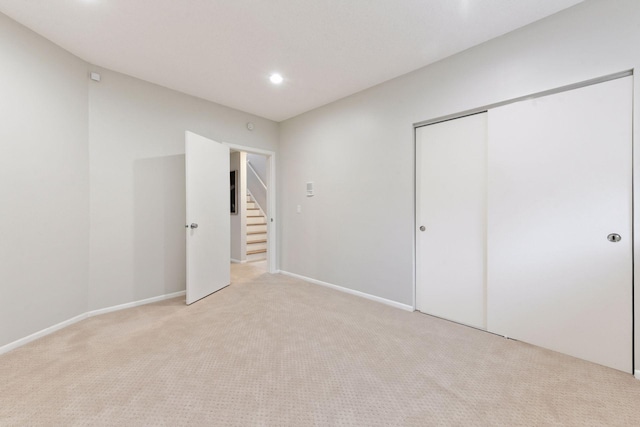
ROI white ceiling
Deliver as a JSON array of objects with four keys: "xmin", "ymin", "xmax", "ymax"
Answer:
[{"xmin": 0, "ymin": 0, "xmax": 583, "ymax": 122}]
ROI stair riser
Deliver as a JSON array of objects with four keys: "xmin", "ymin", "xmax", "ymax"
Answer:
[
  {"xmin": 246, "ymin": 202, "xmax": 256, "ymax": 210},
  {"xmin": 246, "ymin": 252, "xmax": 267, "ymax": 262},
  {"xmin": 247, "ymin": 241, "xmax": 267, "ymax": 251},
  {"xmin": 247, "ymin": 216, "xmax": 265, "ymax": 225},
  {"xmin": 247, "ymin": 224, "xmax": 267, "ymax": 233},
  {"xmin": 247, "ymin": 233, "xmax": 267, "ymax": 243}
]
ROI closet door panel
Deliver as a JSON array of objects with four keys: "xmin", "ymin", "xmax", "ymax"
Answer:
[
  {"xmin": 487, "ymin": 77, "xmax": 632, "ymax": 372},
  {"xmin": 416, "ymin": 113, "xmax": 487, "ymax": 329}
]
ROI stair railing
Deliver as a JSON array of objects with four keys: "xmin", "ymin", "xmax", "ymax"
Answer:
[{"xmin": 247, "ymin": 160, "xmax": 267, "ymax": 214}]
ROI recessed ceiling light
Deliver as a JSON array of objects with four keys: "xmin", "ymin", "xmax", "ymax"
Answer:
[{"xmin": 269, "ymin": 73, "xmax": 284, "ymax": 85}]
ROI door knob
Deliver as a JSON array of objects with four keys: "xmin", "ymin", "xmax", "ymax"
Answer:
[
  {"xmin": 419, "ymin": 226, "xmax": 426, "ymax": 232},
  {"xmin": 607, "ymin": 233, "xmax": 621, "ymax": 242},
  {"xmin": 190, "ymin": 223, "xmax": 199, "ymax": 229}
]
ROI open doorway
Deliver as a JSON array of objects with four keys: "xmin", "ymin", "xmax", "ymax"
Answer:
[
  {"xmin": 226, "ymin": 143, "xmax": 277, "ymax": 274},
  {"xmin": 184, "ymin": 132, "xmax": 276, "ymax": 304}
]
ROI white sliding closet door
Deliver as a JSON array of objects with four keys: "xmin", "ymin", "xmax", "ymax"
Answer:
[
  {"xmin": 416, "ymin": 113, "xmax": 487, "ymax": 329},
  {"xmin": 487, "ymin": 77, "xmax": 632, "ymax": 372}
]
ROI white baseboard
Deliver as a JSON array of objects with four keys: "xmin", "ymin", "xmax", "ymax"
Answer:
[
  {"xmin": 0, "ymin": 313, "xmax": 88, "ymax": 356},
  {"xmin": 279, "ymin": 270, "xmax": 414, "ymax": 312},
  {"xmin": 635, "ymin": 370, "xmax": 640, "ymax": 380},
  {"xmin": 0, "ymin": 290, "xmax": 186, "ymax": 356},
  {"xmin": 230, "ymin": 259, "xmax": 247, "ymax": 264},
  {"xmin": 87, "ymin": 290, "xmax": 186, "ymax": 317}
]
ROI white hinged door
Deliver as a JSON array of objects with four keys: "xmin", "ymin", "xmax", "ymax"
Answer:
[{"xmin": 185, "ymin": 131, "xmax": 230, "ymax": 304}]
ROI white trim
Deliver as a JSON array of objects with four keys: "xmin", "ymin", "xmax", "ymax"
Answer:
[
  {"xmin": 224, "ymin": 142, "xmax": 274, "ymax": 157},
  {"xmin": 0, "ymin": 313, "xmax": 88, "ymax": 355},
  {"xmin": 279, "ymin": 270, "xmax": 414, "ymax": 312},
  {"xmin": 222, "ymin": 141, "xmax": 278, "ymax": 274},
  {"xmin": 266, "ymin": 153, "xmax": 277, "ymax": 274},
  {"xmin": 635, "ymin": 370, "xmax": 640, "ymax": 380},
  {"xmin": 0, "ymin": 291, "xmax": 186, "ymax": 356},
  {"xmin": 231, "ymin": 258, "xmax": 247, "ymax": 264},
  {"xmin": 87, "ymin": 291, "xmax": 185, "ymax": 317},
  {"xmin": 413, "ymin": 70, "xmax": 632, "ymax": 129},
  {"xmin": 412, "ymin": 125, "xmax": 418, "ymax": 312}
]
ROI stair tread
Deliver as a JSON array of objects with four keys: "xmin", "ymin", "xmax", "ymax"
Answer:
[
  {"xmin": 247, "ymin": 222, "xmax": 267, "ymax": 226},
  {"xmin": 247, "ymin": 231, "xmax": 267, "ymax": 235},
  {"xmin": 247, "ymin": 239, "xmax": 267, "ymax": 244},
  {"xmin": 247, "ymin": 249, "xmax": 267, "ymax": 255}
]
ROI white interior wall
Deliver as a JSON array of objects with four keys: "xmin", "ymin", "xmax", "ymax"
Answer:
[
  {"xmin": 88, "ymin": 68, "xmax": 278, "ymax": 310},
  {"xmin": 0, "ymin": 14, "xmax": 89, "ymax": 347},
  {"xmin": 230, "ymin": 151, "xmax": 247, "ymax": 262},
  {"xmin": 278, "ymin": 0, "xmax": 640, "ymax": 367}
]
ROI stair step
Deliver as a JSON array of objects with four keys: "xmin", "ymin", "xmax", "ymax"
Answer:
[
  {"xmin": 247, "ymin": 249, "xmax": 267, "ymax": 255},
  {"xmin": 247, "ymin": 239, "xmax": 267, "ymax": 244},
  {"xmin": 247, "ymin": 230, "xmax": 267, "ymax": 235}
]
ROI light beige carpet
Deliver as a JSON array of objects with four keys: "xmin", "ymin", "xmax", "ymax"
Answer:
[{"xmin": 1, "ymin": 262, "xmax": 640, "ymax": 426}]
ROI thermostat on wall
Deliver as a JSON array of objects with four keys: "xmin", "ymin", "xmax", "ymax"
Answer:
[
  {"xmin": 90, "ymin": 72, "xmax": 101, "ymax": 82},
  {"xmin": 306, "ymin": 182, "xmax": 314, "ymax": 197}
]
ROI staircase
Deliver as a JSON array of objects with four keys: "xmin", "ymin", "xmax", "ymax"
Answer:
[{"xmin": 246, "ymin": 193, "xmax": 267, "ymax": 261}]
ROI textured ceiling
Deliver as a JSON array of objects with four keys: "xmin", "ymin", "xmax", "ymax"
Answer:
[{"xmin": 0, "ymin": 0, "xmax": 584, "ymax": 121}]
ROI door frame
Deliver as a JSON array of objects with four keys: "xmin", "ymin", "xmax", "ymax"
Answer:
[{"xmin": 224, "ymin": 142, "xmax": 278, "ymax": 274}]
